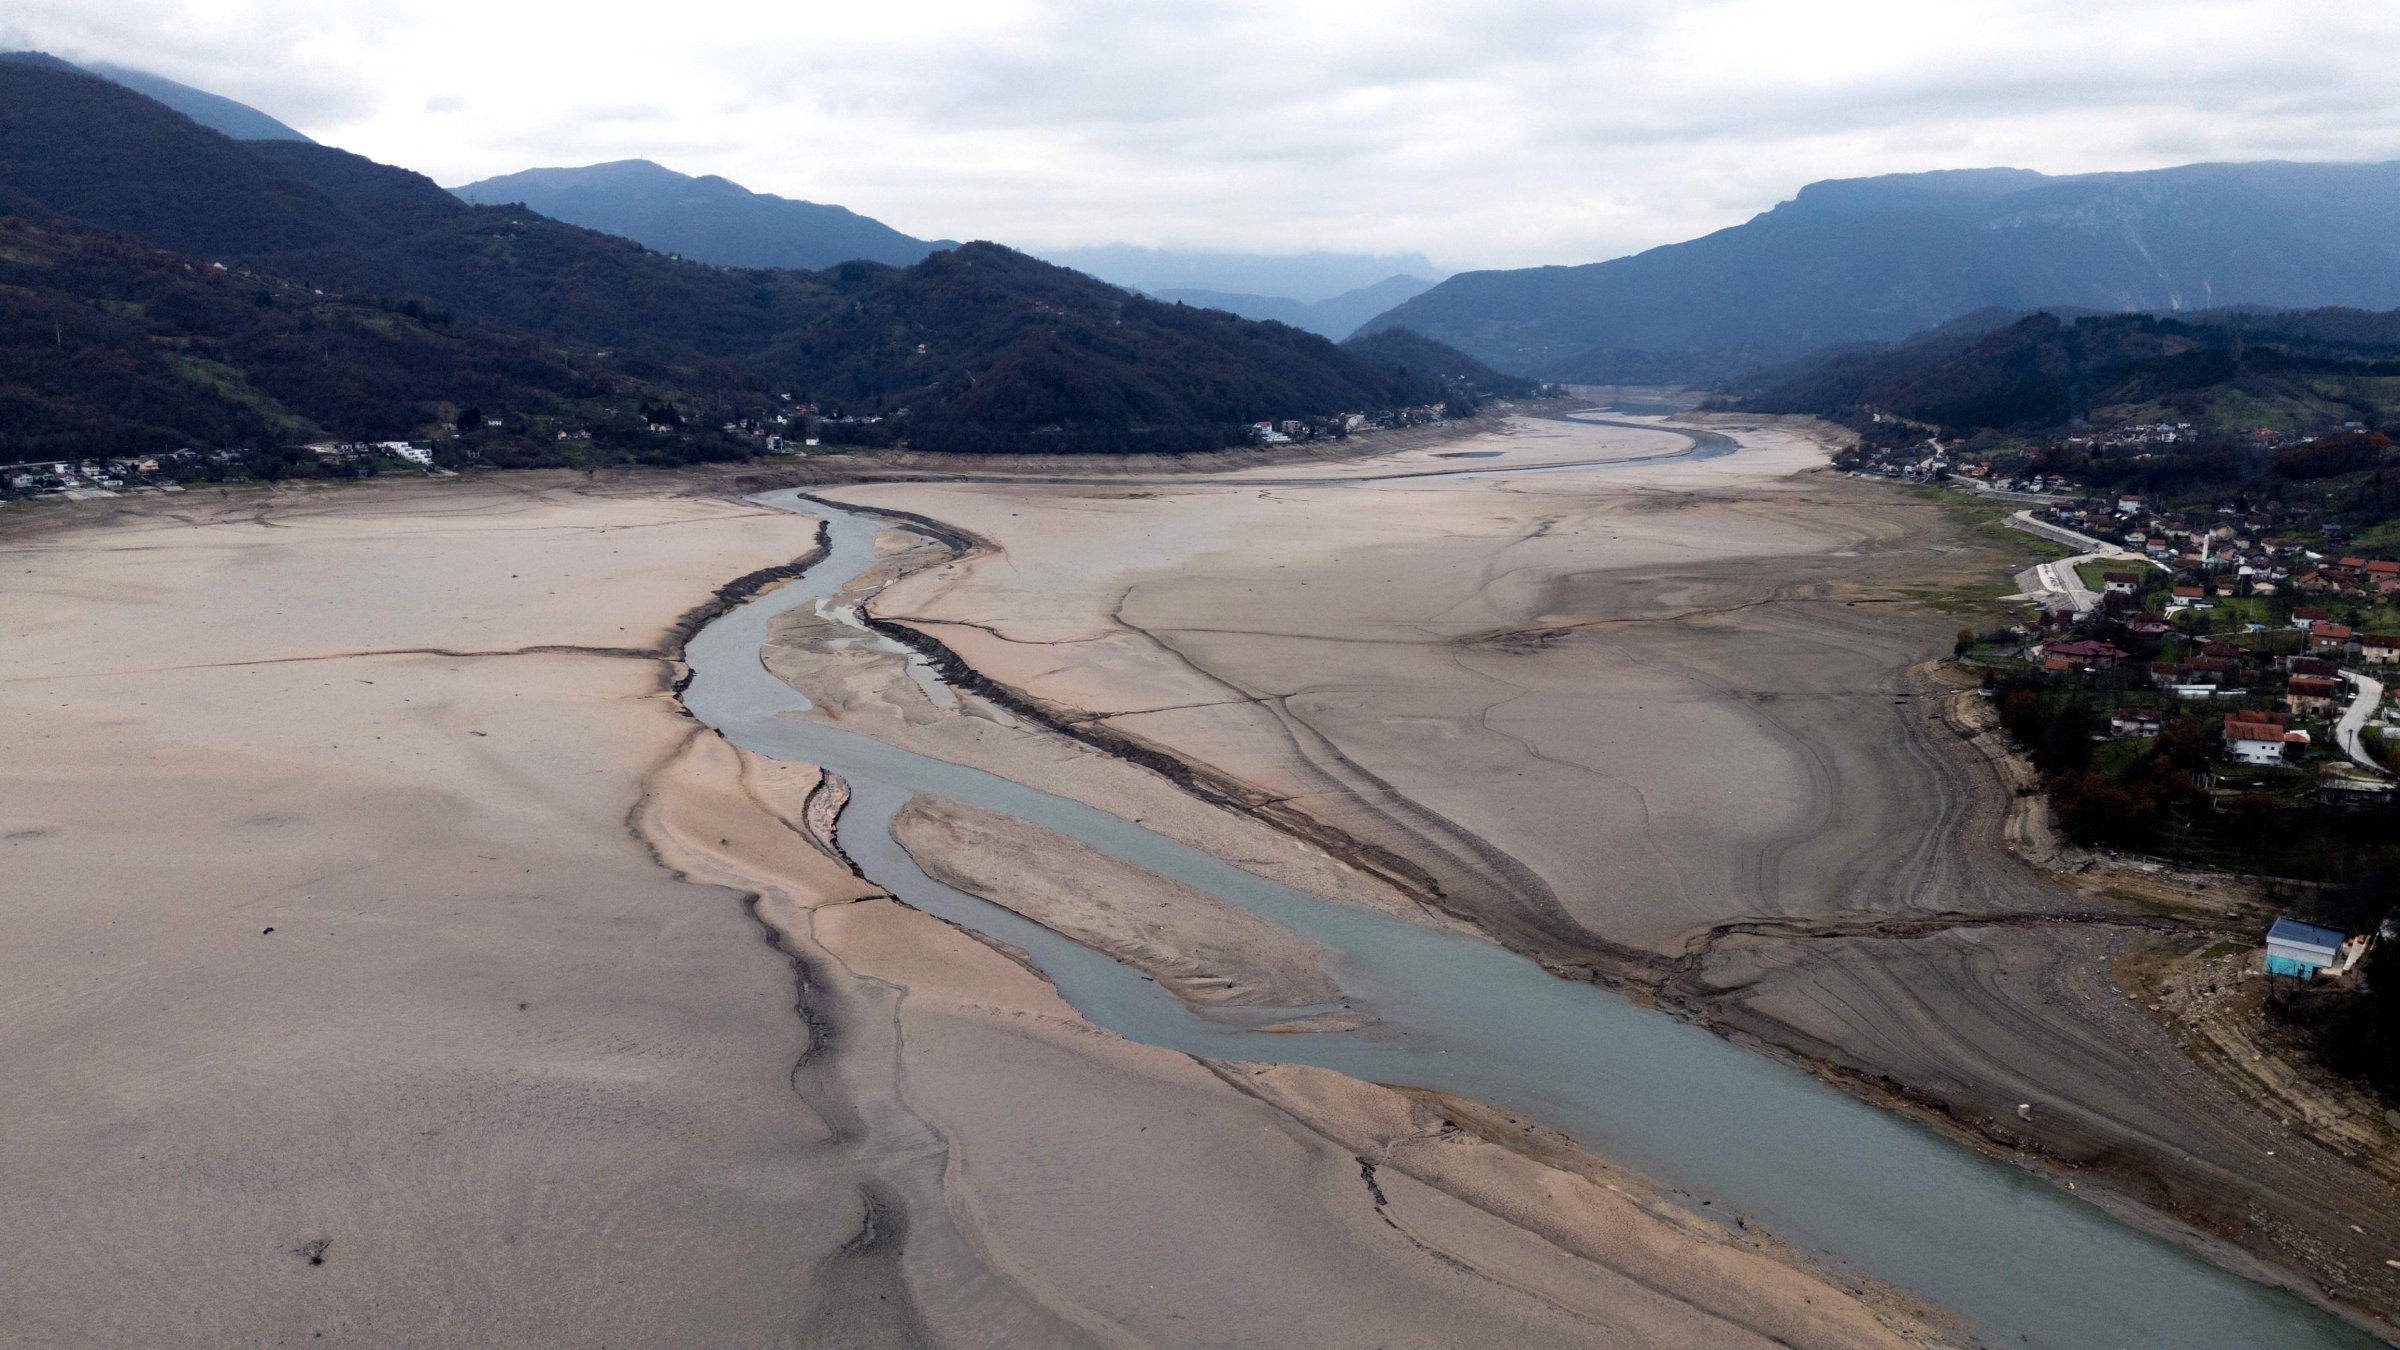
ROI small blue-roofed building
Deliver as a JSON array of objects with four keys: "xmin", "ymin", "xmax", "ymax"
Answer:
[{"xmin": 2264, "ymin": 918, "xmax": 2348, "ymax": 979}]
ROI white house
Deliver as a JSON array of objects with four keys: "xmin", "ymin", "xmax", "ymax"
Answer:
[{"xmin": 2223, "ymin": 715, "xmax": 2288, "ymax": 766}]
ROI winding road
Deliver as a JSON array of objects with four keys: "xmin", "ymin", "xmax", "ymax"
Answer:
[
  {"xmin": 2006, "ymin": 509, "xmax": 2164, "ymax": 613},
  {"xmin": 2336, "ymin": 670, "xmax": 2388, "ymax": 774}
]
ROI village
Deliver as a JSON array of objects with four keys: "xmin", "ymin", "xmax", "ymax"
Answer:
[
  {"xmin": 0, "ymin": 397, "xmax": 1454, "ymax": 498},
  {"xmin": 1248, "ymin": 403, "xmax": 1450, "ymax": 443},
  {"xmin": 1930, "ymin": 463, "xmax": 2400, "ymax": 1025}
]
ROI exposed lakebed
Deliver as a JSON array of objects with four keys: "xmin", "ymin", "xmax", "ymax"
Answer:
[{"xmin": 681, "ymin": 485, "xmax": 2372, "ymax": 1350}]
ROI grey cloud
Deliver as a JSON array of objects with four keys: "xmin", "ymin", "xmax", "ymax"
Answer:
[{"xmin": 11, "ymin": 0, "xmax": 2400, "ymax": 269}]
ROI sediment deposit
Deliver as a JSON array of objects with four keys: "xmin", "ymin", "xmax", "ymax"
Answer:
[
  {"xmin": 822, "ymin": 409, "xmax": 2400, "ymax": 1327},
  {"xmin": 1, "ymin": 471, "xmax": 1921, "ymax": 1348}
]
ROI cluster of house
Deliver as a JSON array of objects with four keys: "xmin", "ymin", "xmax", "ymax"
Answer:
[
  {"xmin": 5, "ymin": 458, "xmax": 143, "ymax": 493},
  {"xmin": 3, "ymin": 438, "xmax": 467, "ymax": 498},
  {"xmin": 3, "ymin": 451, "xmax": 223, "ymax": 496},
  {"xmin": 2041, "ymin": 496, "xmax": 2318, "ymax": 596},
  {"xmin": 2290, "ymin": 556, "xmax": 2400, "ymax": 599},
  {"xmin": 2037, "ymin": 630, "xmax": 2360, "ymax": 713},
  {"xmin": 2051, "ymin": 420, "xmax": 2198, "ymax": 450},
  {"xmin": 1250, "ymin": 406, "xmax": 1444, "ymax": 445},
  {"xmin": 310, "ymin": 441, "xmax": 432, "ymax": 466},
  {"xmin": 1961, "ymin": 421, "xmax": 2307, "ymax": 484},
  {"xmin": 1842, "ymin": 419, "xmax": 2302, "ymax": 487}
]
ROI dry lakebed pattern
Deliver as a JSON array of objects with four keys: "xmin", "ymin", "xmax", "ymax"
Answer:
[{"xmin": 5, "ymin": 409, "xmax": 2397, "ymax": 1348}]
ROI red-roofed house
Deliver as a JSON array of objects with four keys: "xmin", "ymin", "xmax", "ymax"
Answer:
[
  {"xmin": 2287, "ymin": 676, "xmax": 2343, "ymax": 716},
  {"xmin": 2225, "ymin": 713, "xmax": 2292, "ymax": 766},
  {"xmin": 2042, "ymin": 638, "xmax": 2128, "ymax": 669}
]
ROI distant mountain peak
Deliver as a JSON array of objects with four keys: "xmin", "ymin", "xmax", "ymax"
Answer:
[
  {"xmin": 450, "ymin": 160, "xmax": 949, "ymax": 270},
  {"xmin": 1148, "ymin": 274, "xmax": 1437, "ymax": 340},
  {"xmin": 1366, "ymin": 159, "xmax": 2400, "ymax": 383},
  {"xmin": 1042, "ymin": 245, "xmax": 1446, "ymax": 305}
]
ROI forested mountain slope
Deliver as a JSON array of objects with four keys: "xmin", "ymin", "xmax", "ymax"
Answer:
[
  {"xmin": 0, "ymin": 60, "xmax": 1444, "ymax": 457},
  {"xmin": 1364, "ymin": 162, "xmax": 2400, "ymax": 384}
]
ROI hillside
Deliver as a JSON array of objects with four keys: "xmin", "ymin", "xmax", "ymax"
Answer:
[
  {"xmin": 0, "ymin": 215, "xmax": 605, "ymax": 464},
  {"xmin": 0, "ymin": 60, "xmax": 1442, "ymax": 458},
  {"xmin": 452, "ymin": 159, "xmax": 948, "ymax": 270},
  {"xmin": 0, "ymin": 51, "xmax": 311, "ymax": 142},
  {"xmin": 1735, "ymin": 308, "xmax": 2400, "ymax": 436},
  {"xmin": 1340, "ymin": 327, "xmax": 1540, "ymax": 406},
  {"xmin": 1363, "ymin": 162, "xmax": 2400, "ymax": 383},
  {"xmin": 1152, "ymin": 274, "xmax": 1434, "ymax": 340}
]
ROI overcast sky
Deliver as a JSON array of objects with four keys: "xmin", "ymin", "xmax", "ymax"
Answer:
[{"xmin": 8, "ymin": 0, "xmax": 2396, "ymax": 271}]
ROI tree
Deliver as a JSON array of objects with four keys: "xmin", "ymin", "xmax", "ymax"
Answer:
[
  {"xmin": 2313, "ymin": 928, "xmax": 2400, "ymax": 1097},
  {"xmin": 454, "ymin": 405, "xmax": 483, "ymax": 433}
]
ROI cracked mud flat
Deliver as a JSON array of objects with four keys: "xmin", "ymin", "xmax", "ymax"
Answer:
[
  {"xmin": 0, "ymin": 474, "xmax": 1925, "ymax": 1348},
  {"xmin": 822, "ymin": 410, "xmax": 2400, "ymax": 1332}
]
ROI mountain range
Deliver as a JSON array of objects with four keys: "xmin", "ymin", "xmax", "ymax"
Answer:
[
  {"xmin": 1037, "ymin": 245, "xmax": 1442, "ymax": 304},
  {"xmin": 1149, "ymin": 275, "xmax": 1435, "ymax": 341},
  {"xmin": 451, "ymin": 160, "xmax": 952, "ymax": 271},
  {"xmin": 1368, "ymin": 162, "xmax": 2400, "ymax": 384},
  {"xmin": 0, "ymin": 57, "xmax": 1470, "ymax": 460}
]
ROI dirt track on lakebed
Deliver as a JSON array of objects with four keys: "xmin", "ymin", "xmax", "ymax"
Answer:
[{"xmin": 818, "ymin": 411, "xmax": 2400, "ymax": 1331}]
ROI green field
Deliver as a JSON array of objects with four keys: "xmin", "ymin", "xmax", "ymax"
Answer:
[{"xmin": 1895, "ymin": 486, "xmax": 2079, "ymax": 625}]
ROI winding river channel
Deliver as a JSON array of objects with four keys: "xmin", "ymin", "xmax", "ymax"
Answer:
[{"xmin": 682, "ymin": 485, "xmax": 2373, "ymax": 1350}]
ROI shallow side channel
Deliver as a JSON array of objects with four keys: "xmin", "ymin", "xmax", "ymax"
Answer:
[{"xmin": 678, "ymin": 487, "xmax": 2374, "ymax": 1350}]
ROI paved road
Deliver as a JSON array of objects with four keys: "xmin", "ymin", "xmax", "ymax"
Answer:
[
  {"xmin": 2335, "ymin": 670, "xmax": 2388, "ymax": 774},
  {"xmin": 2003, "ymin": 511, "xmax": 2165, "ymax": 614},
  {"xmin": 2009, "ymin": 509, "xmax": 2110, "ymax": 553},
  {"xmin": 2011, "ymin": 549, "xmax": 2129, "ymax": 615}
]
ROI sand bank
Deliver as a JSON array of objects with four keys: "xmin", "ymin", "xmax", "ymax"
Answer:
[{"xmin": 893, "ymin": 794, "xmax": 1345, "ymax": 1011}]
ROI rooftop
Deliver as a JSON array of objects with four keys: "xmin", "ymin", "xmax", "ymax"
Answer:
[{"xmin": 2267, "ymin": 917, "xmax": 2348, "ymax": 952}]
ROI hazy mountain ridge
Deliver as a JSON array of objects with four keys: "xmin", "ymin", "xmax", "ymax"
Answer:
[
  {"xmin": 0, "ymin": 51, "xmax": 311, "ymax": 142},
  {"xmin": 451, "ymin": 159, "xmax": 950, "ymax": 271},
  {"xmin": 1364, "ymin": 161, "xmax": 2400, "ymax": 383},
  {"xmin": 1044, "ymin": 244, "xmax": 1443, "ymax": 304},
  {"xmin": 1150, "ymin": 274, "xmax": 1435, "ymax": 339}
]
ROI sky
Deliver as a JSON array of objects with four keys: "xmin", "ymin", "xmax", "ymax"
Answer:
[{"xmin": 7, "ymin": 0, "xmax": 2398, "ymax": 271}]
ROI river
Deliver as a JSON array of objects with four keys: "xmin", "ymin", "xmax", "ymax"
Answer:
[{"xmin": 680, "ymin": 484, "xmax": 2373, "ymax": 1350}]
